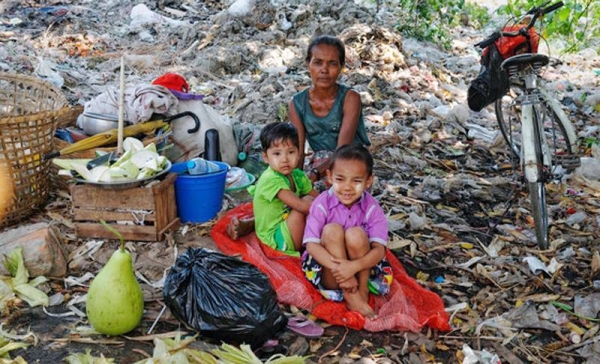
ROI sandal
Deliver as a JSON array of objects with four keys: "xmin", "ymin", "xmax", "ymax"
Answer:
[{"xmin": 287, "ymin": 316, "xmax": 324, "ymax": 339}]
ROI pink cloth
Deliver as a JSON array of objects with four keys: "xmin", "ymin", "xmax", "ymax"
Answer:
[{"xmin": 303, "ymin": 189, "xmax": 388, "ymax": 247}]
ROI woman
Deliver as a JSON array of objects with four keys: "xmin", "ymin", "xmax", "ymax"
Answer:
[{"xmin": 289, "ymin": 35, "xmax": 370, "ymax": 182}]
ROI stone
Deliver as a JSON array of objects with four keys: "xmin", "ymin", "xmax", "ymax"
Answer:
[{"xmin": 0, "ymin": 222, "xmax": 67, "ymax": 277}]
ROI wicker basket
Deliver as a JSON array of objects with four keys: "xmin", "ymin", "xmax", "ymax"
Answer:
[{"xmin": 0, "ymin": 72, "xmax": 69, "ymax": 229}]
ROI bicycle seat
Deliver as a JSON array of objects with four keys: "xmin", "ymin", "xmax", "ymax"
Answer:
[{"xmin": 501, "ymin": 53, "xmax": 549, "ymax": 71}]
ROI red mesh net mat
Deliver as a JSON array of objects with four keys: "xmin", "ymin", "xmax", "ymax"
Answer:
[{"xmin": 211, "ymin": 203, "xmax": 451, "ymax": 332}]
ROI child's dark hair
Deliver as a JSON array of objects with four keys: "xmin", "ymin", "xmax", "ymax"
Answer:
[
  {"xmin": 259, "ymin": 122, "xmax": 300, "ymax": 151},
  {"xmin": 330, "ymin": 144, "xmax": 373, "ymax": 176},
  {"xmin": 305, "ymin": 35, "xmax": 346, "ymax": 68}
]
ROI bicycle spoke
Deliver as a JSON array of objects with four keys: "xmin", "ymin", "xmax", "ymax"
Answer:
[{"xmin": 495, "ymin": 87, "xmax": 576, "ymax": 175}]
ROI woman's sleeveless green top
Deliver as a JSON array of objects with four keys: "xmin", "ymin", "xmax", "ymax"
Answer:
[{"xmin": 292, "ymin": 83, "xmax": 370, "ymax": 152}]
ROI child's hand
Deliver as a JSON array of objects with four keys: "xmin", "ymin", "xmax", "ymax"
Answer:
[
  {"xmin": 330, "ymin": 258, "xmax": 359, "ymax": 283},
  {"xmin": 339, "ymin": 276, "xmax": 358, "ymax": 291}
]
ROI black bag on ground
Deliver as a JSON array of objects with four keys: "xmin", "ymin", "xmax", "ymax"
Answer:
[
  {"xmin": 163, "ymin": 248, "xmax": 287, "ymax": 347},
  {"xmin": 468, "ymin": 43, "xmax": 510, "ymax": 112}
]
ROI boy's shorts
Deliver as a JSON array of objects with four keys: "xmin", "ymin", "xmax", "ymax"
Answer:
[
  {"xmin": 301, "ymin": 250, "xmax": 393, "ymax": 302},
  {"xmin": 272, "ymin": 220, "xmax": 299, "ymax": 257}
]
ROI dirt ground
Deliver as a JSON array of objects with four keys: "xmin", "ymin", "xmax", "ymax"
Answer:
[
  {"xmin": 7, "ymin": 230, "xmax": 450, "ymax": 364},
  {"xmin": 10, "ymin": 306, "xmax": 434, "ymax": 363}
]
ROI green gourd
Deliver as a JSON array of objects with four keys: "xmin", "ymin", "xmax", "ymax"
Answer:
[{"xmin": 86, "ymin": 222, "xmax": 144, "ymax": 335}]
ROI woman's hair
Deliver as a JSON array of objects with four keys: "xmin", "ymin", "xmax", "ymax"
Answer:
[
  {"xmin": 329, "ymin": 144, "xmax": 373, "ymax": 176},
  {"xmin": 305, "ymin": 35, "xmax": 346, "ymax": 67},
  {"xmin": 259, "ymin": 122, "xmax": 300, "ymax": 151}
]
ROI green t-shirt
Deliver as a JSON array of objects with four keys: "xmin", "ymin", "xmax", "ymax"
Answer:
[{"xmin": 251, "ymin": 167, "xmax": 313, "ymax": 253}]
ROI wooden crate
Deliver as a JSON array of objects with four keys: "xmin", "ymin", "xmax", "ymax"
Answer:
[{"xmin": 71, "ymin": 173, "xmax": 180, "ymax": 242}]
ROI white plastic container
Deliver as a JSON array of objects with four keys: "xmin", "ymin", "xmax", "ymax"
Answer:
[{"xmin": 186, "ymin": 157, "xmax": 220, "ymax": 175}]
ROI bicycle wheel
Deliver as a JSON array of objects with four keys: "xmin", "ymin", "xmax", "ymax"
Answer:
[
  {"xmin": 528, "ymin": 181, "xmax": 549, "ymax": 249},
  {"xmin": 495, "ymin": 86, "xmax": 575, "ymax": 173}
]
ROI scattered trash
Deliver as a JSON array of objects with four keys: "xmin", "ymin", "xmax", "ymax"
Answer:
[
  {"xmin": 462, "ymin": 344, "xmax": 501, "ymax": 364},
  {"xmin": 522, "ymin": 256, "xmax": 563, "ymax": 276}
]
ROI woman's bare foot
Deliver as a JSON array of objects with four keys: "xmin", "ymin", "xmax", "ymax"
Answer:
[
  {"xmin": 226, "ymin": 216, "xmax": 255, "ymax": 240},
  {"xmin": 344, "ymin": 289, "xmax": 376, "ymax": 319}
]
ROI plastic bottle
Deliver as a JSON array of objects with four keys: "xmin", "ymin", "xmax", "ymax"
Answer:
[
  {"xmin": 204, "ymin": 129, "xmax": 221, "ymax": 161},
  {"xmin": 186, "ymin": 157, "xmax": 220, "ymax": 175}
]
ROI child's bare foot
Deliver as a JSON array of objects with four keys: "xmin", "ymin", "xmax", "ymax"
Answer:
[
  {"xmin": 226, "ymin": 216, "xmax": 255, "ymax": 240},
  {"xmin": 344, "ymin": 290, "xmax": 377, "ymax": 319}
]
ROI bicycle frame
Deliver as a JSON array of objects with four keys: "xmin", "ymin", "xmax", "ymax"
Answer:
[
  {"xmin": 516, "ymin": 75, "xmax": 578, "ymax": 184},
  {"xmin": 519, "ymin": 74, "xmax": 546, "ymax": 184}
]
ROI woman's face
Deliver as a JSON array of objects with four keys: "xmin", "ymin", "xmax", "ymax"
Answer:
[{"xmin": 307, "ymin": 44, "xmax": 342, "ymax": 89}]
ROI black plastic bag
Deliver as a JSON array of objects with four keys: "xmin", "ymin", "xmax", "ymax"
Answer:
[
  {"xmin": 163, "ymin": 248, "xmax": 287, "ymax": 347},
  {"xmin": 468, "ymin": 43, "xmax": 510, "ymax": 112}
]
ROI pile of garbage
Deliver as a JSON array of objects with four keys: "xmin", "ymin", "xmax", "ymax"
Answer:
[{"xmin": 1, "ymin": 0, "xmax": 600, "ymax": 362}]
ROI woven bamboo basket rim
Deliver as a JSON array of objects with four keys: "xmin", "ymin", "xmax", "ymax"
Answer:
[
  {"xmin": 0, "ymin": 72, "xmax": 70, "ymax": 229},
  {"xmin": 0, "ymin": 72, "xmax": 70, "ymax": 123}
]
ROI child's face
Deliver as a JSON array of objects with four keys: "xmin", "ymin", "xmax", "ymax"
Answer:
[
  {"xmin": 307, "ymin": 44, "xmax": 342, "ymax": 89},
  {"xmin": 262, "ymin": 139, "xmax": 300, "ymax": 176},
  {"xmin": 327, "ymin": 158, "xmax": 373, "ymax": 207}
]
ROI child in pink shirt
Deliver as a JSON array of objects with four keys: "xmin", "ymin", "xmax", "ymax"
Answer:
[{"xmin": 302, "ymin": 144, "xmax": 392, "ymax": 318}]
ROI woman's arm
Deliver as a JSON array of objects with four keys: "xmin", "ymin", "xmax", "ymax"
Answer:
[
  {"xmin": 337, "ymin": 89, "xmax": 362, "ymax": 147},
  {"xmin": 288, "ymin": 99, "xmax": 306, "ymax": 169}
]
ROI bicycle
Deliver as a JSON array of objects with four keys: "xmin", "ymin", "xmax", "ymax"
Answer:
[{"xmin": 469, "ymin": 1, "xmax": 580, "ymax": 249}]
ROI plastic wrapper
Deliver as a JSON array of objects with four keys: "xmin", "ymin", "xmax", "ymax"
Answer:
[
  {"xmin": 163, "ymin": 248, "xmax": 287, "ymax": 347},
  {"xmin": 226, "ymin": 167, "xmax": 250, "ymax": 189}
]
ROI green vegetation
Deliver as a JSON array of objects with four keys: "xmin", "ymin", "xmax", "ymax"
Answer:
[
  {"xmin": 498, "ymin": 0, "xmax": 600, "ymax": 53},
  {"xmin": 394, "ymin": 0, "xmax": 491, "ymax": 49},
  {"xmin": 391, "ymin": 0, "xmax": 598, "ymax": 53}
]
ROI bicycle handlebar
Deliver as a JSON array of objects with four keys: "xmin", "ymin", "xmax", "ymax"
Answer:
[{"xmin": 474, "ymin": 1, "xmax": 564, "ymax": 49}]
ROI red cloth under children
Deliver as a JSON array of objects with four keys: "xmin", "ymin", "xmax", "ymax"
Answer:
[{"xmin": 210, "ymin": 203, "xmax": 451, "ymax": 333}]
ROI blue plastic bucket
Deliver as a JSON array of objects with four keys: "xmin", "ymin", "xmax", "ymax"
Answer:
[{"xmin": 174, "ymin": 161, "xmax": 229, "ymax": 223}]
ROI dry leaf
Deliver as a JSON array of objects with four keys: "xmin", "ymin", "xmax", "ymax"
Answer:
[
  {"xmin": 360, "ymin": 339, "xmax": 374, "ymax": 348},
  {"xmin": 387, "ymin": 238, "xmax": 412, "ymax": 250},
  {"xmin": 410, "ymin": 242, "xmax": 417, "ymax": 258},
  {"xmin": 516, "ymin": 293, "xmax": 560, "ymax": 302},
  {"xmin": 309, "ymin": 339, "xmax": 322, "ymax": 353},
  {"xmin": 347, "ymin": 347, "xmax": 362, "ymax": 359},
  {"xmin": 591, "ymin": 251, "xmax": 600, "ymax": 275},
  {"xmin": 416, "ymin": 271, "xmax": 430, "ymax": 282},
  {"xmin": 436, "ymin": 343, "xmax": 450, "ymax": 351}
]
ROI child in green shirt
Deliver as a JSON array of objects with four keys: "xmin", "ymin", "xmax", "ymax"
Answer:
[{"xmin": 227, "ymin": 122, "xmax": 319, "ymax": 256}]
